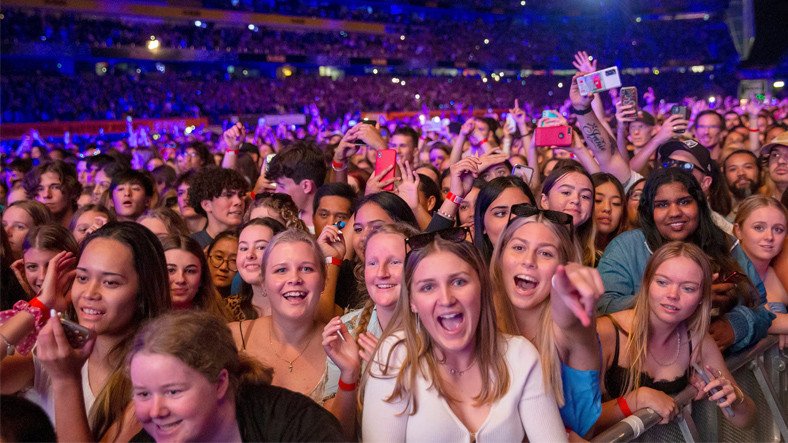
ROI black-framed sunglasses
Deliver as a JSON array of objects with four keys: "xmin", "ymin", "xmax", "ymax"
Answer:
[
  {"xmin": 405, "ymin": 227, "xmax": 470, "ymax": 254},
  {"xmin": 507, "ymin": 203, "xmax": 574, "ymax": 232},
  {"xmin": 661, "ymin": 159, "xmax": 707, "ymax": 175}
]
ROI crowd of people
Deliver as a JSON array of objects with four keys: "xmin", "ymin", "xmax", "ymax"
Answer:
[
  {"xmin": 3, "ymin": 8, "xmax": 733, "ymax": 68},
  {"xmin": 1, "ymin": 45, "xmax": 787, "ymax": 442}
]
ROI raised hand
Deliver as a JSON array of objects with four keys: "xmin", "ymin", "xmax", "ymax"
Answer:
[
  {"xmin": 615, "ymin": 100, "xmax": 637, "ymax": 126},
  {"xmin": 322, "ymin": 317, "xmax": 361, "ymax": 383},
  {"xmin": 37, "ymin": 315, "xmax": 96, "ymax": 382},
  {"xmin": 223, "ymin": 122, "xmax": 246, "ymax": 151},
  {"xmin": 365, "ymin": 164, "xmax": 398, "ymax": 196},
  {"xmin": 395, "ymin": 160, "xmax": 421, "ymax": 210},
  {"xmin": 572, "ymin": 50, "xmax": 598, "ymax": 73},
  {"xmin": 11, "ymin": 259, "xmax": 35, "ymax": 297},
  {"xmin": 316, "ymin": 224, "xmax": 346, "ymax": 260},
  {"xmin": 357, "ymin": 331, "xmax": 380, "ymax": 364},
  {"xmin": 569, "ymin": 72, "xmax": 594, "ymax": 110},
  {"xmin": 39, "ymin": 251, "xmax": 77, "ymax": 314},
  {"xmin": 551, "ymin": 263, "xmax": 603, "ymax": 327},
  {"xmin": 460, "ymin": 119, "xmax": 475, "ymax": 137},
  {"xmin": 509, "ymin": 99, "xmax": 529, "ymax": 134}
]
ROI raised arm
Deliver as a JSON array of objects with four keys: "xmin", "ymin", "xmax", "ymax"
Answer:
[{"xmin": 628, "ymin": 114, "xmax": 688, "ymax": 173}]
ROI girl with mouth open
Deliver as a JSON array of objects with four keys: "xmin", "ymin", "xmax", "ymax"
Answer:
[
  {"xmin": 596, "ymin": 242, "xmax": 755, "ymax": 429},
  {"xmin": 490, "ymin": 209, "xmax": 603, "ymax": 439},
  {"xmin": 362, "ymin": 228, "xmax": 567, "ymax": 442},
  {"xmin": 230, "ymin": 229, "xmax": 361, "ymax": 439}
]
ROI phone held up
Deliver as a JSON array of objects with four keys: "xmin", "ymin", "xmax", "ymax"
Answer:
[
  {"xmin": 670, "ymin": 105, "xmax": 689, "ymax": 133},
  {"xmin": 620, "ymin": 86, "xmax": 638, "ymax": 114},
  {"xmin": 511, "ymin": 164, "xmax": 534, "ymax": 183},
  {"xmin": 375, "ymin": 149, "xmax": 398, "ymax": 192},
  {"xmin": 60, "ymin": 317, "xmax": 93, "ymax": 349},
  {"xmin": 576, "ymin": 66, "xmax": 622, "ymax": 96},
  {"xmin": 534, "ymin": 126, "xmax": 573, "ymax": 148},
  {"xmin": 353, "ymin": 119, "xmax": 377, "ymax": 145}
]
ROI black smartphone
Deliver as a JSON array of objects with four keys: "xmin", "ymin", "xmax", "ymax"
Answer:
[
  {"xmin": 354, "ymin": 119, "xmax": 377, "ymax": 145},
  {"xmin": 670, "ymin": 105, "xmax": 689, "ymax": 133},
  {"xmin": 61, "ymin": 317, "xmax": 93, "ymax": 349}
]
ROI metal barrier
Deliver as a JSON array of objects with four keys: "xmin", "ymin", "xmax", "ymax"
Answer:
[{"xmin": 592, "ymin": 336, "xmax": 787, "ymax": 443}]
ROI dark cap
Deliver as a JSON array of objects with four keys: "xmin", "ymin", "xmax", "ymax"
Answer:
[
  {"xmin": 634, "ymin": 110, "xmax": 656, "ymax": 126},
  {"xmin": 657, "ymin": 139, "xmax": 712, "ymax": 173}
]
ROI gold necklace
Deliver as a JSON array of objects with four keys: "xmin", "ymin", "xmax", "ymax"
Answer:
[
  {"xmin": 442, "ymin": 358, "xmax": 477, "ymax": 376},
  {"xmin": 269, "ymin": 322, "xmax": 315, "ymax": 372},
  {"xmin": 649, "ymin": 330, "xmax": 682, "ymax": 367}
]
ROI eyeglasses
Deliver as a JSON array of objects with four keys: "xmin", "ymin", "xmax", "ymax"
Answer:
[
  {"xmin": 507, "ymin": 203, "xmax": 574, "ymax": 232},
  {"xmin": 208, "ymin": 254, "xmax": 238, "ymax": 272},
  {"xmin": 661, "ymin": 160, "xmax": 707, "ymax": 175},
  {"xmin": 768, "ymin": 148, "xmax": 788, "ymax": 164},
  {"xmin": 405, "ymin": 227, "xmax": 470, "ymax": 254}
]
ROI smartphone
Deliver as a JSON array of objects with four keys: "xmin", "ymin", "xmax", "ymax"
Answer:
[
  {"xmin": 620, "ymin": 87, "xmax": 638, "ymax": 112},
  {"xmin": 511, "ymin": 164, "xmax": 534, "ymax": 183},
  {"xmin": 576, "ymin": 66, "xmax": 622, "ymax": 96},
  {"xmin": 534, "ymin": 126, "xmax": 572, "ymax": 147},
  {"xmin": 670, "ymin": 105, "xmax": 689, "ymax": 133},
  {"xmin": 354, "ymin": 119, "xmax": 377, "ymax": 145},
  {"xmin": 692, "ymin": 363, "xmax": 735, "ymax": 418},
  {"xmin": 715, "ymin": 271, "xmax": 747, "ymax": 285},
  {"xmin": 541, "ymin": 110, "xmax": 560, "ymax": 119},
  {"xmin": 61, "ymin": 317, "xmax": 92, "ymax": 349},
  {"xmin": 375, "ymin": 149, "xmax": 397, "ymax": 192},
  {"xmin": 264, "ymin": 153, "xmax": 276, "ymax": 174}
]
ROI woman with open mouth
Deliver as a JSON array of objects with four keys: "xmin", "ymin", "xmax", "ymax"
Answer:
[
  {"xmin": 490, "ymin": 208, "xmax": 603, "ymax": 439},
  {"xmin": 230, "ymin": 229, "xmax": 361, "ymax": 440},
  {"xmin": 362, "ymin": 228, "xmax": 567, "ymax": 442}
]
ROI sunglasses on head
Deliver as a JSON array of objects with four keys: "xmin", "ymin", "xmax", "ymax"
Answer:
[
  {"xmin": 405, "ymin": 227, "xmax": 470, "ymax": 253},
  {"xmin": 507, "ymin": 203, "xmax": 574, "ymax": 232},
  {"xmin": 661, "ymin": 159, "xmax": 707, "ymax": 175}
]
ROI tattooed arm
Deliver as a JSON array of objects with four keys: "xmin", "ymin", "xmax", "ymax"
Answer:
[{"xmin": 569, "ymin": 73, "xmax": 632, "ymax": 184}]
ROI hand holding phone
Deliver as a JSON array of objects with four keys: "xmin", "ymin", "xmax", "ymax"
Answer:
[
  {"xmin": 692, "ymin": 363, "xmax": 735, "ymax": 417},
  {"xmin": 620, "ymin": 87, "xmax": 638, "ymax": 116},
  {"xmin": 374, "ymin": 149, "xmax": 398, "ymax": 192},
  {"xmin": 534, "ymin": 126, "xmax": 573, "ymax": 147},
  {"xmin": 511, "ymin": 164, "xmax": 534, "ymax": 183},
  {"xmin": 60, "ymin": 317, "xmax": 93, "ymax": 349}
]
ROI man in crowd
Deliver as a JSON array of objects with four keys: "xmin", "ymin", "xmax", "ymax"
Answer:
[
  {"xmin": 109, "ymin": 169, "xmax": 154, "ymax": 222},
  {"xmin": 312, "ymin": 183, "xmax": 356, "ymax": 237},
  {"xmin": 22, "ymin": 160, "xmax": 81, "ymax": 228},
  {"xmin": 695, "ymin": 110, "xmax": 726, "ymax": 161},
  {"xmin": 723, "ymin": 149, "xmax": 762, "ymax": 221},
  {"xmin": 266, "ymin": 141, "xmax": 327, "ymax": 234},
  {"xmin": 188, "ymin": 166, "xmax": 248, "ymax": 248}
]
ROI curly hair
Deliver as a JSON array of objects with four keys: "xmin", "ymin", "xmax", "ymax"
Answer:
[{"xmin": 187, "ymin": 166, "xmax": 248, "ymax": 218}]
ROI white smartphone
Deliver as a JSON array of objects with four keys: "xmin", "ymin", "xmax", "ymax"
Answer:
[
  {"xmin": 512, "ymin": 164, "xmax": 534, "ymax": 183},
  {"xmin": 576, "ymin": 66, "xmax": 622, "ymax": 96}
]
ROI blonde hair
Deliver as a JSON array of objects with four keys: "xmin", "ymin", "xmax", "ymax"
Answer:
[
  {"xmin": 362, "ymin": 237, "xmax": 510, "ymax": 414},
  {"xmin": 625, "ymin": 242, "xmax": 712, "ymax": 394},
  {"xmin": 489, "ymin": 215, "xmax": 579, "ymax": 406},
  {"xmin": 733, "ymin": 195, "xmax": 788, "ymax": 239},
  {"xmin": 354, "ymin": 223, "xmax": 421, "ymax": 336}
]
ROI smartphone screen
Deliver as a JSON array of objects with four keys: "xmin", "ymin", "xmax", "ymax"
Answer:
[{"xmin": 511, "ymin": 165, "xmax": 534, "ymax": 183}]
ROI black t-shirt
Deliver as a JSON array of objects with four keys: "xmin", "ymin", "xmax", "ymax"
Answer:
[{"xmin": 131, "ymin": 382, "xmax": 345, "ymax": 442}]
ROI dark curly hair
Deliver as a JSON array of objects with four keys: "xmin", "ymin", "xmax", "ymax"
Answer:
[
  {"xmin": 187, "ymin": 166, "xmax": 248, "ymax": 218},
  {"xmin": 22, "ymin": 160, "xmax": 82, "ymax": 210}
]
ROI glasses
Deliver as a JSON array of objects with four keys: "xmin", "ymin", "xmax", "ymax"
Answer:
[
  {"xmin": 405, "ymin": 227, "xmax": 470, "ymax": 254},
  {"xmin": 661, "ymin": 160, "xmax": 707, "ymax": 175},
  {"xmin": 769, "ymin": 149, "xmax": 788, "ymax": 164},
  {"xmin": 507, "ymin": 203, "xmax": 574, "ymax": 232},
  {"xmin": 208, "ymin": 254, "xmax": 238, "ymax": 272}
]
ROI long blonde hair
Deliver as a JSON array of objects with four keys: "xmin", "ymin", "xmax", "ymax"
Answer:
[
  {"xmin": 489, "ymin": 215, "xmax": 579, "ymax": 406},
  {"xmin": 733, "ymin": 195, "xmax": 788, "ymax": 250},
  {"xmin": 362, "ymin": 237, "xmax": 510, "ymax": 414},
  {"xmin": 625, "ymin": 241, "xmax": 712, "ymax": 394}
]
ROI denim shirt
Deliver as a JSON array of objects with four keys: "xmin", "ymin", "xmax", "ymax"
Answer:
[{"xmin": 597, "ymin": 229, "xmax": 774, "ymax": 354}]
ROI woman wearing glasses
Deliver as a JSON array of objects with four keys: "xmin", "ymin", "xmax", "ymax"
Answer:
[
  {"xmin": 490, "ymin": 207, "xmax": 603, "ymax": 438},
  {"xmin": 362, "ymin": 228, "xmax": 567, "ymax": 442},
  {"xmin": 598, "ymin": 168, "xmax": 773, "ymax": 354},
  {"xmin": 205, "ymin": 230, "xmax": 239, "ymax": 298}
]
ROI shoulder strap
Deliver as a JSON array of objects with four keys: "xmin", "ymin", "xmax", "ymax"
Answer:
[
  {"xmin": 238, "ymin": 319, "xmax": 259, "ymax": 351},
  {"xmin": 602, "ymin": 314, "xmax": 628, "ymax": 366}
]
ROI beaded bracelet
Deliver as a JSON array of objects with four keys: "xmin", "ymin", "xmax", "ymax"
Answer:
[{"xmin": 0, "ymin": 300, "xmax": 46, "ymax": 355}]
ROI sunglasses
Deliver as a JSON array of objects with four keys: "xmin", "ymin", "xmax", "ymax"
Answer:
[
  {"xmin": 661, "ymin": 159, "xmax": 707, "ymax": 175},
  {"xmin": 405, "ymin": 227, "xmax": 470, "ymax": 254},
  {"xmin": 507, "ymin": 203, "xmax": 574, "ymax": 231}
]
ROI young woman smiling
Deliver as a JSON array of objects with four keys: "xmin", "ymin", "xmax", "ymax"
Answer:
[
  {"xmin": 490, "ymin": 211, "xmax": 603, "ymax": 438},
  {"xmin": 362, "ymin": 229, "xmax": 566, "ymax": 442}
]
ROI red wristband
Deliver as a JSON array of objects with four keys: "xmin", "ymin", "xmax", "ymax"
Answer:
[
  {"xmin": 225, "ymin": 149, "xmax": 239, "ymax": 155},
  {"xmin": 29, "ymin": 297, "xmax": 50, "ymax": 322},
  {"xmin": 331, "ymin": 160, "xmax": 348, "ymax": 171},
  {"xmin": 338, "ymin": 378, "xmax": 357, "ymax": 391},
  {"xmin": 445, "ymin": 192, "xmax": 463, "ymax": 205},
  {"xmin": 617, "ymin": 396, "xmax": 633, "ymax": 417},
  {"xmin": 478, "ymin": 138, "xmax": 489, "ymax": 145},
  {"xmin": 325, "ymin": 256, "xmax": 342, "ymax": 267},
  {"xmin": 749, "ymin": 127, "xmax": 759, "ymax": 132}
]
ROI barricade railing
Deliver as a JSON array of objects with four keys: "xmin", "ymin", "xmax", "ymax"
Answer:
[{"xmin": 592, "ymin": 336, "xmax": 787, "ymax": 443}]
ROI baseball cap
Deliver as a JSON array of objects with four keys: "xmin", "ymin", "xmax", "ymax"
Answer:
[
  {"xmin": 760, "ymin": 132, "xmax": 788, "ymax": 157},
  {"xmin": 657, "ymin": 139, "xmax": 712, "ymax": 174},
  {"xmin": 634, "ymin": 110, "xmax": 656, "ymax": 126}
]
